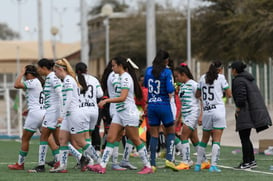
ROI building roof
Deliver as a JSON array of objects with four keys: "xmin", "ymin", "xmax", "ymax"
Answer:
[{"xmin": 0, "ymin": 40, "xmax": 81, "ymax": 61}]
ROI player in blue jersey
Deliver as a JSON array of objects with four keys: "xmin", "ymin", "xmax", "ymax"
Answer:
[
  {"xmin": 144, "ymin": 50, "xmax": 177, "ymax": 171},
  {"xmin": 8, "ymin": 65, "xmax": 45, "ymax": 170},
  {"xmin": 194, "ymin": 61, "xmax": 232, "ymax": 172}
]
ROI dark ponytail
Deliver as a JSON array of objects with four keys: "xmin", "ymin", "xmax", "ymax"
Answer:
[
  {"xmin": 205, "ymin": 61, "xmax": 222, "ymax": 85},
  {"xmin": 152, "ymin": 50, "xmax": 170, "ymax": 79},
  {"xmin": 101, "ymin": 61, "xmax": 113, "ymax": 96},
  {"xmin": 75, "ymin": 62, "xmax": 88, "ymax": 94},
  {"xmin": 112, "ymin": 56, "xmax": 143, "ymax": 101},
  {"xmin": 175, "ymin": 63, "xmax": 194, "ymax": 80}
]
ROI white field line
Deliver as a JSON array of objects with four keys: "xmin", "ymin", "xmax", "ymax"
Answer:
[{"xmin": 218, "ymin": 165, "xmax": 273, "ymax": 175}]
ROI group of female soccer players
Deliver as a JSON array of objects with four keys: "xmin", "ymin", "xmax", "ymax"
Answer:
[{"xmin": 8, "ymin": 49, "xmax": 231, "ymax": 174}]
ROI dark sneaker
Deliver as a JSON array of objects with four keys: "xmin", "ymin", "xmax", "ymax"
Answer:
[
  {"xmin": 27, "ymin": 165, "xmax": 45, "ymax": 173},
  {"xmin": 249, "ymin": 161, "xmax": 257, "ymax": 168},
  {"xmin": 80, "ymin": 156, "xmax": 90, "ymax": 172},
  {"xmin": 234, "ymin": 163, "xmax": 251, "ymax": 170},
  {"xmin": 46, "ymin": 160, "xmax": 56, "ymax": 167}
]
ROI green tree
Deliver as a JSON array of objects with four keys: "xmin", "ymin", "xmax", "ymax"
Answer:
[
  {"xmin": 193, "ymin": 0, "xmax": 273, "ymax": 62},
  {"xmin": 0, "ymin": 23, "xmax": 19, "ymax": 40}
]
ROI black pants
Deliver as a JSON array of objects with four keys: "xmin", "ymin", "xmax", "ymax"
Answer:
[{"xmin": 239, "ymin": 128, "xmax": 255, "ymax": 163}]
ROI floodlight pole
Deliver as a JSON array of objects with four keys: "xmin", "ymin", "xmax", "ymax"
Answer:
[
  {"xmin": 146, "ymin": 0, "xmax": 156, "ymax": 67},
  {"xmin": 187, "ymin": 0, "xmax": 191, "ymax": 68}
]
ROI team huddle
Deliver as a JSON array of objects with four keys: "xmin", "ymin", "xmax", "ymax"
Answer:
[{"xmin": 8, "ymin": 49, "xmax": 260, "ymax": 174}]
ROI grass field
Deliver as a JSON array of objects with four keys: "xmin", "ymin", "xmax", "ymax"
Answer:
[{"xmin": 1, "ymin": 139, "xmax": 273, "ymax": 181}]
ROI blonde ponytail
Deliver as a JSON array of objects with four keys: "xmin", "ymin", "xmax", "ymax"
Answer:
[{"xmin": 55, "ymin": 58, "xmax": 80, "ymax": 87}]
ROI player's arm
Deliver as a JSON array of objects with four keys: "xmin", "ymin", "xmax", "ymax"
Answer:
[
  {"xmin": 99, "ymin": 88, "xmax": 128, "ymax": 108},
  {"xmin": 14, "ymin": 67, "xmax": 26, "ymax": 89}
]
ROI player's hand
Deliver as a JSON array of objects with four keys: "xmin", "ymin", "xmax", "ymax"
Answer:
[
  {"xmin": 57, "ymin": 117, "xmax": 63, "ymax": 124},
  {"xmin": 22, "ymin": 109, "xmax": 29, "ymax": 116},
  {"xmin": 98, "ymin": 99, "xmax": 107, "ymax": 108}
]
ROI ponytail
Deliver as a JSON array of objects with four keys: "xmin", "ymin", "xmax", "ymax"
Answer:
[{"xmin": 205, "ymin": 61, "xmax": 222, "ymax": 85}]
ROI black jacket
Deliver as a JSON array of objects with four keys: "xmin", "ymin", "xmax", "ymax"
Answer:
[{"xmin": 232, "ymin": 71, "xmax": 272, "ymax": 132}]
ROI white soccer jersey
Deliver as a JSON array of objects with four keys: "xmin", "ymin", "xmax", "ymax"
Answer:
[
  {"xmin": 62, "ymin": 75, "xmax": 80, "ymax": 116},
  {"xmin": 107, "ymin": 71, "xmax": 119, "ymax": 117},
  {"xmin": 107, "ymin": 71, "xmax": 119, "ymax": 98},
  {"xmin": 197, "ymin": 74, "xmax": 229, "ymax": 111},
  {"xmin": 115, "ymin": 72, "xmax": 136, "ymax": 113},
  {"xmin": 24, "ymin": 78, "xmax": 44, "ymax": 110},
  {"xmin": 79, "ymin": 74, "xmax": 103, "ymax": 110},
  {"xmin": 43, "ymin": 72, "xmax": 62, "ymax": 110},
  {"xmin": 179, "ymin": 79, "xmax": 200, "ymax": 118}
]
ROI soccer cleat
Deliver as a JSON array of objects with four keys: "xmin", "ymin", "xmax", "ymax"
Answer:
[
  {"xmin": 49, "ymin": 166, "xmax": 68, "ymax": 173},
  {"xmin": 53, "ymin": 161, "xmax": 60, "ymax": 169},
  {"xmin": 119, "ymin": 160, "xmax": 138, "ymax": 170},
  {"xmin": 234, "ymin": 162, "xmax": 251, "ymax": 170},
  {"xmin": 264, "ymin": 146, "xmax": 273, "ymax": 155},
  {"xmin": 8, "ymin": 163, "xmax": 24, "ymax": 170},
  {"xmin": 137, "ymin": 166, "xmax": 154, "ymax": 174},
  {"xmin": 165, "ymin": 160, "xmax": 179, "ymax": 171},
  {"xmin": 112, "ymin": 164, "xmax": 127, "ymax": 171},
  {"xmin": 46, "ymin": 160, "xmax": 56, "ymax": 167},
  {"xmin": 249, "ymin": 160, "xmax": 257, "ymax": 169},
  {"xmin": 159, "ymin": 150, "xmax": 166, "ymax": 158},
  {"xmin": 92, "ymin": 164, "xmax": 106, "ymax": 174},
  {"xmin": 175, "ymin": 162, "xmax": 190, "ymax": 170},
  {"xmin": 209, "ymin": 165, "xmax": 221, "ymax": 172},
  {"xmin": 80, "ymin": 155, "xmax": 90, "ymax": 172},
  {"xmin": 151, "ymin": 166, "xmax": 157, "ymax": 172},
  {"xmin": 27, "ymin": 165, "xmax": 45, "ymax": 173},
  {"xmin": 194, "ymin": 164, "xmax": 201, "ymax": 172},
  {"xmin": 188, "ymin": 160, "xmax": 194, "ymax": 167},
  {"xmin": 201, "ymin": 161, "xmax": 211, "ymax": 169},
  {"xmin": 87, "ymin": 164, "xmax": 101, "ymax": 172}
]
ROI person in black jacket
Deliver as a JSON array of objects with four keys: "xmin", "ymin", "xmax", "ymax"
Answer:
[{"xmin": 229, "ymin": 61, "xmax": 272, "ymax": 169}]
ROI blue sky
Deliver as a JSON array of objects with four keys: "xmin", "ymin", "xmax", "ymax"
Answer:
[{"xmin": 0, "ymin": 0, "xmax": 201, "ymax": 43}]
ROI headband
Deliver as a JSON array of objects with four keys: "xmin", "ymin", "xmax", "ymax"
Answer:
[{"xmin": 54, "ymin": 63, "xmax": 67, "ymax": 69}]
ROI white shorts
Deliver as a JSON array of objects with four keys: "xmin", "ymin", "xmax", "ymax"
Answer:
[
  {"xmin": 112, "ymin": 108, "xmax": 139, "ymax": 127},
  {"xmin": 182, "ymin": 111, "xmax": 199, "ymax": 130},
  {"xmin": 81, "ymin": 108, "xmax": 99, "ymax": 131},
  {"xmin": 42, "ymin": 107, "xmax": 60, "ymax": 129},
  {"xmin": 60, "ymin": 110, "xmax": 88, "ymax": 134},
  {"xmin": 109, "ymin": 103, "xmax": 116, "ymax": 118},
  {"xmin": 24, "ymin": 109, "xmax": 45, "ymax": 132},
  {"xmin": 202, "ymin": 105, "xmax": 226, "ymax": 131}
]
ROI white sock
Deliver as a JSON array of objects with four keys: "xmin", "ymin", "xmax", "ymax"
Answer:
[
  {"xmin": 100, "ymin": 143, "xmax": 115, "ymax": 168},
  {"xmin": 59, "ymin": 147, "xmax": 69, "ymax": 168},
  {"xmin": 18, "ymin": 151, "xmax": 27, "ymax": 165},
  {"xmin": 83, "ymin": 144, "xmax": 100, "ymax": 163},
  {"xmin": 122, "ymin": 140, "xmax": 133, "ymax": 162},
  {"xmin": 196, "ymin": 145, "xmax": 206, "ymax": 165},
  {"xmin": 182, "ymin": 141, "xmax": 190, "ymax": 163},
  {"xmin": 68, "ymin": 143, "xmax": 82, "ymax": 163},
  {"xmin": 211, "ymin": 143, "xmax": 220, "ymax": 166},
  {"xmin": 112, "ymin": 142, "xmax": 119, "ymax": 164},
  {"xmin": 38, "ymin": 142, "xmax": 48, "ymax": 166},
  {"xmin": 137, "ymin": 143, "xmax": 151, "ymax": 168}
]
